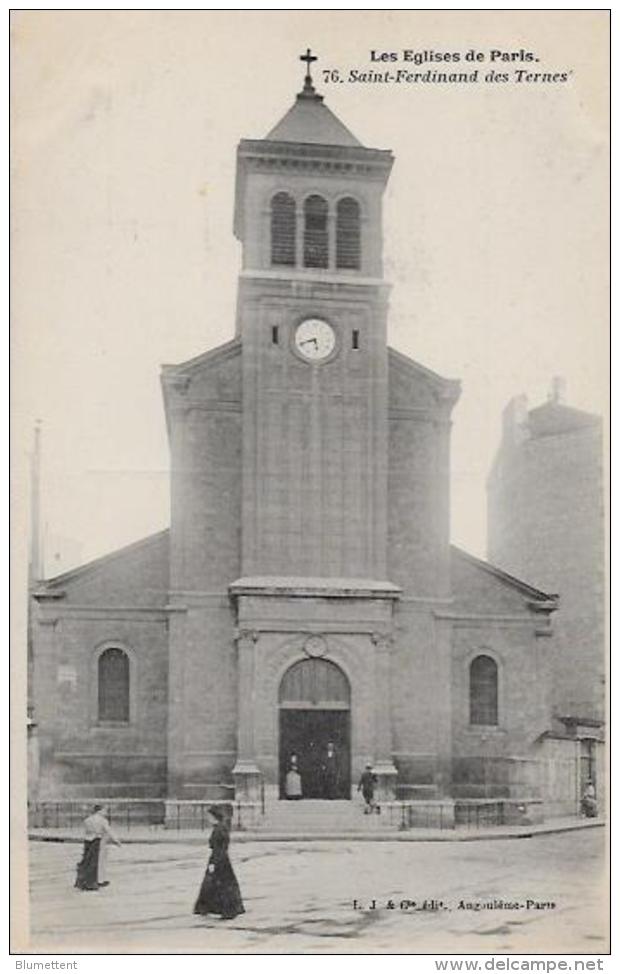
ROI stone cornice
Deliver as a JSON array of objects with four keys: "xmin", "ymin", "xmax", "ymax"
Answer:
[
  {"xmin": 388, "ymin": 407, "xmax": 437, "ymax": 422},
  {"xmin": 239, "ymin": 269, "xmax": 387, "ymax": 289},
  {"xmin": 53, "ymin": 752, "xmax": 168, "ymax": 760},
  {"xmin": 527, "ymin": 599, "xmax": 559, "ymax": 613},
  {"xmin": 230, "ymin": 620, "xmax": 392, "ymax": 635},
  {"xmin": 237, "ymin": 138, "xmax": 393, "ymax": 179},
  {"xmin": 32, "ymin": 589, "xmax": 66, "ymax": 602},
  {"xmin": 229, "ymin": 575, "xmax": 401, "ymax": 600},
  {"xmin": 167, "ymin": 590, "xmax": 229, "ymax": 607},
  {"xmin": 433, "ymin": 610, "xmax": 544, "ymax": 627},
  {"xmin": 184, "ymin": 399, "xmax": 242, "ymax": 414},
  {"xmin": 398, "ymin": 595, "xmax": 454, "ymax": 605},
  {"xmin": 35, "ymin": 605, "xmax": 170, "ymax": 622}
]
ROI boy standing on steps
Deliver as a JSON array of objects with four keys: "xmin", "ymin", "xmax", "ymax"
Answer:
[{"xmin": 357, "ymin": 764, "xmax": 379, "ymax": 814}]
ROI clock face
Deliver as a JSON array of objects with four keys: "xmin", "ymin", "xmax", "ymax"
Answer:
[{"xmin": 294, "ymin": 318, "xmax": 336, "ymax": 362}]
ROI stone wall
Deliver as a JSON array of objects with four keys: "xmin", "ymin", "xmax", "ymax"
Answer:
[
  {"xmin": 448, "ymin": 548, "xmax": 554, "ymax": 798},
  {"xmin": 387, "ymin": 349, "xmax": 457, "ymax": 599},
  {"xmin": 166, "ymin": 599, "xmax": 238, "ymax": 797},
  {"xmin": 32, "ymin": 532, "xmax": 170, "ymax": 799}
]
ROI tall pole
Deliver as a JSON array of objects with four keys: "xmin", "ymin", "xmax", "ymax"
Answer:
[
  {"xmin": 28, "ymin": 419, "xmax": 43, "ymax": 587},
  {"xmin": 27, "ymin": 420, "xmax": 42, "ymax": 721}
]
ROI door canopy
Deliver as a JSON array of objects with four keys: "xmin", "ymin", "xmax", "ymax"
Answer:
[{"xmin": 279, "ymin": 657, "xmax": 350, "ymax": 710}]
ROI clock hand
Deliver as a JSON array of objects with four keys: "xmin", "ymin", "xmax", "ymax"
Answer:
[{"xmin": 300, "ymin": 337, "xmax": 318, "ymax": 348}]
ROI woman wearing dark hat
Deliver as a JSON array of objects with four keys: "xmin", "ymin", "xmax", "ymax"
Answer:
[{"xmin": 193, "ymin": 805, "xmax": 245, "ymax": 919}]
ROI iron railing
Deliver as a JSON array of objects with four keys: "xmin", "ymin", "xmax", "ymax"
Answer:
[
  {"xmin": 28, "ymin": 799, "xmax": 165, "ymax": 830},
  {"xmin": 389, "ymin": 801, "xmax": 452, "ymax": 831},
  {"xmin": 164, "ymin": 799, "xmax": 261, "ymax": 831},
  {"xmin": 28, "ymin": 772, "xmax": 270, "ymax": 832}
]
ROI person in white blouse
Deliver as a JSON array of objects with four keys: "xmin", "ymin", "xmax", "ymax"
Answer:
[{"xmin": 76, "ymin": 805, "xmax": 122, "ymax": 890}]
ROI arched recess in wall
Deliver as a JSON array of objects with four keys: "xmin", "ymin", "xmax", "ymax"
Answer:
[
  {"xmin": 469, "ymin": 654, "xmax": 499, "ymax": 726},
  {"xmin": 96, "ymin": 645, "xmax": 131, "ymax": 723}
]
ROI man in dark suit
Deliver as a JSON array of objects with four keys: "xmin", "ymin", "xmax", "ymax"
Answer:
[{"xmin": 322, "ymin": 741, "xmax": 338, "ymax": 799}]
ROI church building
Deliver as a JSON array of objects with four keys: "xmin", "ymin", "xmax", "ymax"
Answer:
[{"xmin": 31, "ymin": 59, "xmax": 560, "ymax": 814}]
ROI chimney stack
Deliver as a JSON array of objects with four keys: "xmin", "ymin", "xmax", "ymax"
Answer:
[
  {"xmin": 502, "ymin": 394, "xmax": 529, "ymax": 445},
  {"xmin": 549, "ymin": 375, "xmax": 567, "ymax": 404}
]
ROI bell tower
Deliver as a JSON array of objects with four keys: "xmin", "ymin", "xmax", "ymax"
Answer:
[
  {"xmin": 233, "ymin": 52, "xmax": 394, "ymax": 579},
  {"xmin": 229, "ymin": 55, "xmax": 400, "ymax": 802}
]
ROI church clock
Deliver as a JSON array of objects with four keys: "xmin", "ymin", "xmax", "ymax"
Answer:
[{"xmin": 294, "ymin": 318, "xmax": 336, "ymax": 362}]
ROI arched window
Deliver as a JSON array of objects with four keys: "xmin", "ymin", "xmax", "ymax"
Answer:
[
  {"xmin": 98, "ymin": 647, "xmax": 130, "ymax": 722},
  {"xmin": 469, "ymin": 655, "xmax": 498, "ymax": 726},
  {"xmin": 336, "ymin": 197, "xmax": 361, "ymax": 270},
  {"xmin": 304, "ymin": 195, "xmax": 328, "ymax": 268},
  {"xmin": 271, "ymin": 192, "xmax": 296, "ymax": 266}
]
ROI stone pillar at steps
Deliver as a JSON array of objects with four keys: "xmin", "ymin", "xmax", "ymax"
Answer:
[
  {"xmin": 231, "ymin": 629, "xmax": 262, "ymax": 801},
  {"xmin": 372, "ymin": 632, "xmax": 398, "ymax": 801}
]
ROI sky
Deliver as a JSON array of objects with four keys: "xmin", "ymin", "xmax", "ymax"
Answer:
[{"xmin": 12, "ymin": 10, "xmax": 609, "ymax": 578}]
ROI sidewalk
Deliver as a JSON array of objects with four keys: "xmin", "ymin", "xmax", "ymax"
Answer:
[{"xmin": 29, "ymin": 816, "xmax": 603, "ymax": 845}]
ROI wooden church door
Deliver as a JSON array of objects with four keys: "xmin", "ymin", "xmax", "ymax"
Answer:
[{"xmin": 278, "ymin": 657, "xmax": 351, "ymax": 800}]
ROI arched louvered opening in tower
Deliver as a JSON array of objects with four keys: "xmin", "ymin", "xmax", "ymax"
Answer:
[
  {"xmin": 336, "ymin": 197, "xmax": 361, "ymax": 270},
  {"xmin": 271, "ymin": 192, "xmax": 296, "ymax": 266},
  {"xmin": 303, "ymin": 195, "xmax": 328, "ymax": 268}
]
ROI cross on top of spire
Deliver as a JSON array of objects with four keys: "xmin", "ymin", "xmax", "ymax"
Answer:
[
  {"xmin": 298, "ymin": 48, "xmax": 321, "ymax": 100},
  {"xmin": 300, "ymin": 48, "xmax": 317, "ymax": 77}
]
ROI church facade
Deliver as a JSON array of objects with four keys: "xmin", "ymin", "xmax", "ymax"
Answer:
[{"xmin": 31, "ymin": 68, "xmax": 559, "ymax": 809}]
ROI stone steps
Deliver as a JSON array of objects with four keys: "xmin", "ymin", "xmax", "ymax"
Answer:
[{"xmin": 257, "ymin": 799, "xmax": 399, "ymax": 832}]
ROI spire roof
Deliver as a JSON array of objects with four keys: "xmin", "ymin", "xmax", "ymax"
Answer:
[
  {"xmin": 266, "ymin": 96, "xmax": 363, "ymax": 147},
  {"xmin": 265, "ymin": 48, "xmax": 363, "ymax": 147}
]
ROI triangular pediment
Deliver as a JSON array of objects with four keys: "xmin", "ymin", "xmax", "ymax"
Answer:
[
  {"xmin": 161, "ymin": 340, "xmax": 242, "ymax": 425},
  {"xmin": 388, "ymin": 347, "xmax": 461, "ymax": 412},
  {"xmin": 34, "ymin": 530, "xmax": 170, "ymax": 604},
  {"xmin": 161, "ymin": 338, "xmax": 241, "ymax": 380},
  {"xmin": 450, "ymin": 545, "xmax": 558, "ymax": 615}
]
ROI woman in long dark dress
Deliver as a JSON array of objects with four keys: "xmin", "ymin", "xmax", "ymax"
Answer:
[
  {"xmin": 193, "ymin": 805, "xmax": 245, "ymax": 919},
  {"xmin": 74, "ymin": 837, "xmax": 101, "ymax": 891}
]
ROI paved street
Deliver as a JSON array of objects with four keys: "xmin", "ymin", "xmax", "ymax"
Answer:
[{"xmin": 27, "ymin": 829, "xmax": 607, "ymax": 954}]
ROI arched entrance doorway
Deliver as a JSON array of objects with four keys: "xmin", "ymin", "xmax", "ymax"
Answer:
[{"xmin": 279, "ymin": 657, "xmax": 351, "ymax": 799}]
